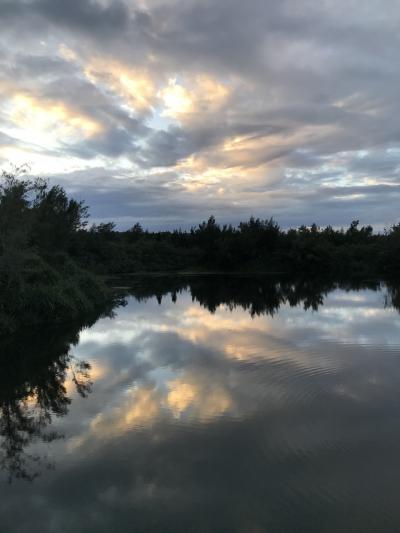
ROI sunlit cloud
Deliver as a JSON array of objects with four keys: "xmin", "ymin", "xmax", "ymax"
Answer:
[
  {"xmin": 159, "ymin": 79, "xmax": 193, "ymax": 117},
  {"xmin": 166, "ymin": 374, "xmax": 232, "ymax": 420},
  {"xmin": 90, "ymin": 385, "xmax": 161, "ymax": 438},
  {"xmin": 83, "ymin": 56, "xmax": 157, "ymax": 113},
  {"xmin": 159, "ymin": 75, "xmax": 229, "ymax": 121},
  {"xmin": 0, "ymin": 145, "xmax": 92, "ymax": 175},
  {"xmin": 73, "ymin": 371, "xmax": 231, "ymax": 445},
  {"xmin": 6, "ymin": 93, "xmax": 103, "ymax": 147}
]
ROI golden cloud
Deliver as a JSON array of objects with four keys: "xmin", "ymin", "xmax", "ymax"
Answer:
[
  {"xmin": 159, "ymin": 75, "xmax": 230, "ymax": 120},
  {"xmin": 89, "ymin": 385, "xmax": 162, "ymax": 439},
  {"xmin": 166, "ymin": 375, "xmax": 232, "ymax": 420},
  {"xmin": 84, "ymin": 57, "xmax": 157, "ymax": 113},
  {"xmin": 10, "ymin": 93, "xmax": 103, "ymax": 141}
]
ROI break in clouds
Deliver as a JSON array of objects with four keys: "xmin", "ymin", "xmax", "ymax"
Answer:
[{"xmin": 1, "ymin": 0, "xmax": 400, "ymax": 229}]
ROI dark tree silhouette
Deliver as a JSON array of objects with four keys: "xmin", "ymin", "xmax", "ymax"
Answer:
[
  {"xmin": 0, "ymin": 317, "xmax": 99, "ymax": 482},
  {"xmin": 121, "ymin": 275, "xmax": 387, "ymax": 317}
]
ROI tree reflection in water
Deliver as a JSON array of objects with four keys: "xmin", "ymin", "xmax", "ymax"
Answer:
[
  {"xmin": 0, "ymin": 314, "xmax": 104, "ymax": 482},
  {"xmin": 2, "ymin": 275, "xmax": 400, "ymax": 484},
  {"xmin": 121, "ymin": 275, "xmax": 399, "ymax": 315}
]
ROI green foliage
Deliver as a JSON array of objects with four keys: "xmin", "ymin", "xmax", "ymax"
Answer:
[
  {"xmin": 0, "ymin": 170, "xmax": 112, "ymax": 336},
  {"xmin": 2, "ymin": 165, "xmax": 400, "ymax": 338},
  {"xmin": 72, "ymin": 215, "xmax": 396, "ymax": 278}
]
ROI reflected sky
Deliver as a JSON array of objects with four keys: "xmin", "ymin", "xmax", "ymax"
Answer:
[{"xmin": 2, "ymin": 282, "xmax": 400, "ymax": 532}]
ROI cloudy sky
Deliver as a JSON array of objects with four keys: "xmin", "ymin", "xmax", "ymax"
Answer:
[{"xmin": 1, "ymin": 0, "xmax": 400, "ymax": 229}]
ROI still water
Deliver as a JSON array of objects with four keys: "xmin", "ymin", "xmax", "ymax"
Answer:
[{"xmin": 2, "ymin": 277, "xmax": 400, "ymax": 532}]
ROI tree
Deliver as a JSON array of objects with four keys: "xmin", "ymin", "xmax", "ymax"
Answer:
[{"xmin": 32, "ymin": 183, "xmax": 89, "ymax": 251}]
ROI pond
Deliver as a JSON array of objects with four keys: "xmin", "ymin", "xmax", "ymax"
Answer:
[{"xmin": 1, "ymin": 276, "xmax": 400, "ymax": 532}]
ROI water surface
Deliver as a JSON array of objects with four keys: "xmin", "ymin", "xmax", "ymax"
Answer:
[{"xmin": 1, "ymin": 277, "xmax": 400, "ymax": 532}]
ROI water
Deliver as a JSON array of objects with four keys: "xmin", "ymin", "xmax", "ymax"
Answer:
[{"xmin": 2, "ymin": 277, "xmax": 400, "ymax": 532}]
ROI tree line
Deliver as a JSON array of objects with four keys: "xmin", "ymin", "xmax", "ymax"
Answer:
[
  {"xmin": 76, "ymin": 214, "xmax": 400, "ymax": 278},
  {"xmin": 1, "ymin": 168, "xmax": 400, "ymax": 333}
]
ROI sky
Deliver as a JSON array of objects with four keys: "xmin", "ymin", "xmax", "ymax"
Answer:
[{"xmin": 1, "ymin": 0, "xmax": 400, "ymax": 229}]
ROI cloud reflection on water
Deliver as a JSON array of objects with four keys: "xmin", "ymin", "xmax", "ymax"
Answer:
[{"xmin": 2, "ymin": 281, "xmax": 400, "ymax": 531}]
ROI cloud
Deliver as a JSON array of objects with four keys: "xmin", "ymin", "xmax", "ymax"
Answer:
[
  {"xmin": 1, "ymin": 0, "xmax": 400, "ymax": 227},
  {"xmin": 0, "ymin": 0, "xmax": 130, "ymax": 36}
]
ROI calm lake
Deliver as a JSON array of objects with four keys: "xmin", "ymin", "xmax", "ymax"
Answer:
[{"xmin": 2, "ymin": 276, "xmax": 400, "ymax": 532}]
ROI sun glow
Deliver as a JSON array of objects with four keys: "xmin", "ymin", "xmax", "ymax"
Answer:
[
  {"xmin": 159, "ymin": 78, "xmax": 194, "ymax": 116},
  {"xmin": 159, "ymin": 75, "xmax": 229, "ymax": 120}
]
